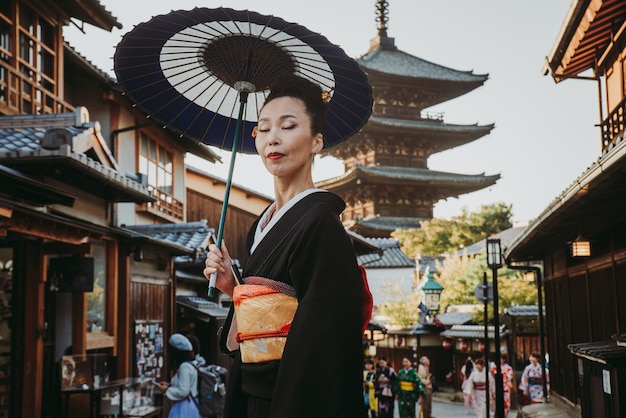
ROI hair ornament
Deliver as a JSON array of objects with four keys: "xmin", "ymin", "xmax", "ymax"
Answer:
[{"xmin": 321, "ymin": 88, "xmax": 334, "ymax": 103}]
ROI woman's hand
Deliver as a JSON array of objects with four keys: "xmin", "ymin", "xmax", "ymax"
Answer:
[
  {"xmin": 157, "ymin": 381, "xmax": 169, "ymax": 392},
  {"xmin": 203, "ymin": 241, "xmax": 235, "ymax": 297}
]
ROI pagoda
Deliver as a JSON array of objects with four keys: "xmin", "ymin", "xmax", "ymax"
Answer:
[{"xmin": 317, "ymin": 1, "xmax": 499, "ymax": 238}]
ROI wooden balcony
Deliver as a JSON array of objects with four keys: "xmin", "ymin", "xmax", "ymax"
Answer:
[
  {"xmin": 601, "ymin": 96, "xmax": 626, "ymax": 153},
  {"xmin": 0, "ymin": 60, "xmax": 74, "ymax": 116},
  {"xmin": 137, "ymin": 187, "xmax": 184, "ymax": 222}
]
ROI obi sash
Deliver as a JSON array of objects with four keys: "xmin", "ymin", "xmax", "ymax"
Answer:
[
  {"xmin": 233, "ymin": 277, "xmax": 298, "ymax": 363},
  {"xmin": 474, "ymin": 382, "xmax": 486, "ymax": 391},
  {"xmin": 400, "ymin": 381, "xmax": 415, "ymax": 391},
  {"xmin": 528, "ymin": 377, "xmax": 543, "ymax": 386}
]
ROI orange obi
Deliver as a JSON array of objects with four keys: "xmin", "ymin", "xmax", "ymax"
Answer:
[{"xmin": 233, "ymin": 279, "xmax": 298, "ymax": 363}]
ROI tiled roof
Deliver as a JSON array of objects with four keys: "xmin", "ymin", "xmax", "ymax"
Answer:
[
  {"xmin": 504, "ymin": 305, "xmax": 544, "ymax": 317},
  {"xmin": 569, "ymin": 340, "xmax": 626, "ymax": 365},
  {"xmin": 125, "ymin": 220, "xmax": 214, "ymax": 253},
  {"xmin": 0, "ymin": 119, "xmax": 153, "ymax": 202},
  {"xmin": 318, "ymin": 165, "xmax": 500, "ymax": 189},
  {"xmin": 346, "ymin": 216, "xmax": 424, "ymax": 236},
  {"xmin": 359, "ymin": 45, "xmax": 487, "ymax": 83},
  {"xmin": 455, "ymin": 226, "xmax": 527, "ymax": 257},
  {"xmin": 435, "ymin": 312, "xmax": 472, "ymax": 326},
  {"xmin": 368, "ymin": 116, "xmax": 494, "ymax": 135},
  {"xmin": 440, "ymin": 324, "xmax": 509, "ymax": 339},
  {"xmin": 358, "ymin": 237, "xmax": 415, "ymax": 268}
]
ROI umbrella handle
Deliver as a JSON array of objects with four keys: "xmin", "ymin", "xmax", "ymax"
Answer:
[{"xmin": 208, "ymin": 91, "xmax": 249, "ymax": 297}]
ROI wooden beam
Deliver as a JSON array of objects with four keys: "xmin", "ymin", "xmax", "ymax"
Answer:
[
  {"xmin": 22, "ymin": 241, "xmax": 44, "ymax": 417},
  {"xmin": 117, "ymin": 242, "xmax": 131, "ymax": 378},
  {"xmin": 72, "ymin": 293, "xmax": 87, "ymax": 354}
]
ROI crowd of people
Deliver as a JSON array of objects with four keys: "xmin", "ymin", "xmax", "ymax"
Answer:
[
  {"xmin": 460, "ymin": 353, "xmax": 549, "ymax": 417},
  {"xmin": 363, "ymin": 355, "xmax": 434, "ymax": 418}
]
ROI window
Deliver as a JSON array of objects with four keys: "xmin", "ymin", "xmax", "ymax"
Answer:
[
  {"xmin": 137, "ymin": 131, "xmax": 183, "ymax": 220},
  {"xmin": 139, "ymin": 131, "xmax": 173, "ymax": 196},
  {"xmin": 87, "ymin": 241, "xmax": 106, "ymax": 333}
]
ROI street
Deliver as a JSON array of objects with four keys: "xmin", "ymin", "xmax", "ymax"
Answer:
[{"xmin": 392, "ymin": 398, "xmax": 519, "ymax": 418}]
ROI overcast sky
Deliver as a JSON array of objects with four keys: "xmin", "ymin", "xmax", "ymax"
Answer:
[{"xmin": 65, "ymin": 0, "xmax": 599, "ymax": 224}]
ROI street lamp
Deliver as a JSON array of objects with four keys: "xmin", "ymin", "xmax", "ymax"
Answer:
[
  {"xmin": 486, "ymin": 238, "xmax": 505, "ymax": 418},
  {"xmin": 422, "ymin": 271, "xmax": 444, "ymax": 315}
]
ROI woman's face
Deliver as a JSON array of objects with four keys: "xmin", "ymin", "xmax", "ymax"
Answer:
[
  {"xmin": 402, "ymin": 358, "xmax": 411, "ymax": 369},
  {"xmin": 256, "ymin": 97, "xmax": 323, "ymax": 182}
]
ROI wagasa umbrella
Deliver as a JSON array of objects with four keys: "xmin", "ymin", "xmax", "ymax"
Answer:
[{"xmin": 114, "ymin": 7, "xmax": 373, "ymax": 295}]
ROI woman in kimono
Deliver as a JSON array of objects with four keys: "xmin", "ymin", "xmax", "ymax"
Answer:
[
  {"xmin": 394, "ymin": 357, "xmax": 424, "ymax": 418},
  {"xmin": 491, "ymin": 354, "xmax": 514, "ymax": 417},
  {"xmin": 519, "ymin": 353, "xmax": 549, "ymax": 404},
  {"xmin": 363, "ymin": 358, "xmax": 378, "ymax": 417},
  {"xmin": 373, "ymin": 356, "xmax": 397, "ymax": 418},
  {"xmin": 463, "ymin": 358, "xmax": 494, "ymax": 418},
  {"xmin": 204, "ymin": 75, "xmax": 369, "ymax": 418}
]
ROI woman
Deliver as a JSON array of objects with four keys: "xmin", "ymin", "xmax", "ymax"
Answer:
[
  {"xmin": 157, "ymin": 333, "xmax": 201, "ymax": 418},
  {"xmin": 373, "ymin": 356, "xmax": 397, "ymax": 418},
  {"xmin": 491, "ymin": 354, "xmax": 514, "ymax": 417},
  {"xmin": 460, "ymin": 357, "xmax": 474, "ymax": 414},
  {"xmin": 204, "ymin": 75, "xmax": 368, "ymax": 418},
  {"xmin": 395, "ymin": 357, "xmax": 424, "ymax": 418},
  {"xmin": 363, "ymin": 358, "xmax": 378, "ymax": 418},
  {"xmin": 463, "ymin": 358, "xmax": 494, "ymax": 418},
  {"xmin": 519, "ymin": 353, "xmax": 549, "ymax": 404}
]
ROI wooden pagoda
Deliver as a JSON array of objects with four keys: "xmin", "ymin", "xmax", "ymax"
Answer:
[{"xmin": 317, "ymin": 1, "xmax": 499, "ymax": 238}]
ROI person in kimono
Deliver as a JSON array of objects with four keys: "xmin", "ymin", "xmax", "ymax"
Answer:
[
  {"xmin": 373, "ymin": 356, "xmax": 397, "ymax": 418},
  {"xmin": 363, "ymin": 357, "xmax": 378, "ymax": 418},
  {"xmin": 463, "ymin": 358, "xmax": 494, "ymax": 418},
  {"xmin": 519, "ymin": 353, "xmax": 549, "ymax": 404},
  {"xmin": 204, "ymin": 75, "xmax": 370, "ymax": 418},
  {"xmin": 395, "ymin": 357, "xmax": 424, "ymax": 418},
  {"xmin": 490, "ymin": 354, "xmax": 514, "ymax": 417}
]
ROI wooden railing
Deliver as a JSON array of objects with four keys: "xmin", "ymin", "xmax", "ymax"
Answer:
[
  {"xmin": 601, "ymin": 95, "xmax": 626, "ymax": 153},
  {"xmin": 138, "ymin": 187, "xmax": 184, "ymax": 222},
  {"xmin": 0, "ymin": 60, "xmax": 74, "ymax": 115}
]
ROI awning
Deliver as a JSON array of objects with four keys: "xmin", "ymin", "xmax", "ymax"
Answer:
[{"xmin": 176, "ymin": 296, "xmax": 229, "ymax": 323}]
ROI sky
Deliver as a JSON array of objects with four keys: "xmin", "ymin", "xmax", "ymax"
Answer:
[{"xmin": 64, "ymin": 0, "xmax": 600, "ymax": 224}]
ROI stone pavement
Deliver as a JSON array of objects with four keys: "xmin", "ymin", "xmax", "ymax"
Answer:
[{"xmin": 392, "ymin": 395, "xmax": 519, "ymax": 418}]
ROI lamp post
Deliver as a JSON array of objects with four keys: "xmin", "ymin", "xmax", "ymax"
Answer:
[
  {"xmin": 486, "ymin": 238, "xmax": 505, "ymax": 418},
  {"xmin": 422, "ymin": 271, "xmax": 444, "ymax": 315}
]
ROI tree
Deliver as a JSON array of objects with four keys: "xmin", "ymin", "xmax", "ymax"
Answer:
[
  {"xmin": 391, "ymin": 202, "xmax": 514, "ymax": 257},
  {"xmin": 436, "ymin": 252, "xmax": 537, "ymax": 323}
]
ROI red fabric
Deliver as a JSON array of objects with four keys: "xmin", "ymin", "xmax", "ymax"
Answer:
[{"xmin": 359, "ymin": 264, "xmax": 373, "ymax": 333}]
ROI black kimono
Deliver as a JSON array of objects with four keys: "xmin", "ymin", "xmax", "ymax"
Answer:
[{"xmin": 221, "ymin": 191, "xmax": 366, "ymax": 418}]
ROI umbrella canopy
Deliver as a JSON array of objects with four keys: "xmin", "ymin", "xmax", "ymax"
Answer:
[{"xmin": 113, "ymin": 7, "xmax": 373, "ymax": 153}]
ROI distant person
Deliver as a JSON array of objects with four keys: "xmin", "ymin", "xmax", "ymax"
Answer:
[
  {"xmin": 519, "ymin": 353, "xmax": 549, "ymax": 404},
  {"xmin": 417, "ymin": 356, "xmax": 433, "ymax": 418},
  {"xmin": 460, "ymin": 357, "xmax": 474, "ymax": 414},
  {"xmin": 374, "ymin": 356, "xmax": 397, "ymax": 418},
  {"xmin": 395, "ymin": 357, "xmax": 424, "ymax": 418},
  {"xmin": 363, "ymin": 357, "xmax": 378, "ymax": 418},
  {"xmin": 464, "ymin": 358, "xmax": 494, "ymax": 418},
  {"xmin": 157, "ymin": 333, "xmax": 201, "ymax": 418},
  {"xmin": 491, "ymin": 354, "xmax": 514, "ymax": 417}
]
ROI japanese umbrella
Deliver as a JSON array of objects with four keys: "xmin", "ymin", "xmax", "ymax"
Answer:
[{"xmin": 114, "ymin": 7, "xmax": 373, "ymax": 295}]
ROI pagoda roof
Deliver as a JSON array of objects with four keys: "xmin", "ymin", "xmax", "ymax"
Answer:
[
  {"xmin": 317, "ymin": 165, "xmax": 500, "ymax": 192},
  {"xmin": 358, "ymin": 36, "xmax": 488, "ymax": 106},
  {"xmin": 368, "ymin": 116, "xmax": 493, "ymax": 152},
  {"xmin": 345, "ymin": 216, "xmax": 425, "ymax": 237},
  {"xmin": 360, "ymin": 44, "xmax": 487, "ymax": 83}
]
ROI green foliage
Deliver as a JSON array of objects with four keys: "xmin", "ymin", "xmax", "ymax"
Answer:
[
  {"xmin": 391, "ymin": 202, "xmax": 514, "ymax": 257},
  {"xmin": 376, "ymin": 278, "xmax": 419, "ymax": 326},
  {"xmin": 436, "ymin": 252, "xmax": 538, "ymax": 324}
]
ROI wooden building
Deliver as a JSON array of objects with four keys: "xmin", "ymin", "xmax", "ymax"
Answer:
[
  {"xmin": 507, "ymin": 1, "xmax": 626, "ymax": 416},
  {"xmin": 317, "ymin": 0, "xmax": 499, "ymax": 238},
  {"xmin": 0, "ymin": 1, "xmax": 220, "ymax": 417}
]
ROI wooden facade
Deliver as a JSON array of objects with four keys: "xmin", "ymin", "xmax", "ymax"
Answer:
[
  {"xmin": 508, "ymin": 2, "xmax": 626, "ymax": 415},
  {"xmin": 0, "ymin": 1, "xmax": 220, "ymax": 417}
]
